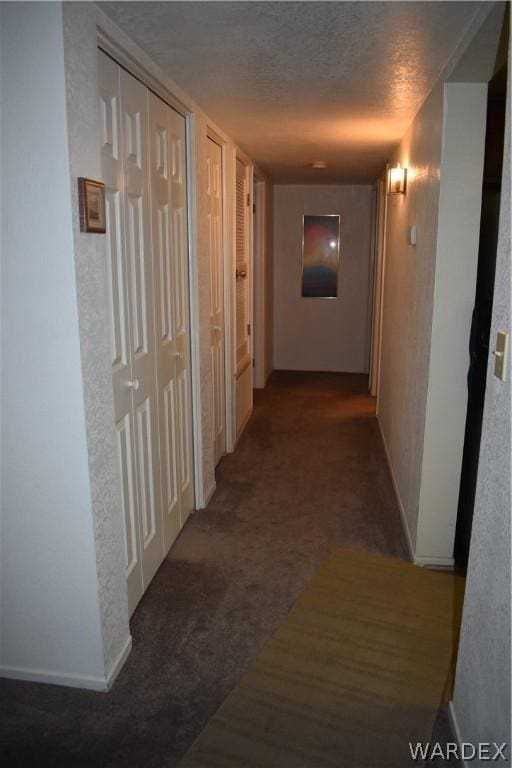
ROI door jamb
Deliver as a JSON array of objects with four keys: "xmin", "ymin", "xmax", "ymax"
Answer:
[
  {"xmin": 252, "ymin": 174, "xmax": 267, "ymax": 389},
  {"xmin": 372, "ymin": 173, "xmax": 388, "ymax": 408}
]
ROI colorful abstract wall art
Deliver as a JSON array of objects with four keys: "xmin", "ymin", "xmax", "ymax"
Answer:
[{"xmin": 301, "ymin": 215, "xmax": 340, "ymax": 298}]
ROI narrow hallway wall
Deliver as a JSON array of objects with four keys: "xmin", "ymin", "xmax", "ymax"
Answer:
[
  {"xmin": 377, "ymin": 3, "xmax": 504, "ymax": 565},
  {"xmin": 377, "ymin": 82, "xmax": 444, "ymax": 557},
  {"xmin": 273, "ymin": 185, "xmax": 373, "ymax": 373},
  {"xmin": 452, "ymin": 49, "xmax": 511, "ymax": 757},
  {"xmin": 0, "ymin": 2, "xmax": 110, "ymax": 688},
  {"xmin": 379, "ymin": 81, "xmax": 487, "ymax": 563}
]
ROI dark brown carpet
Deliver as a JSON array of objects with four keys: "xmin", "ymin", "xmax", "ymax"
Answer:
[{"xmin": 0, "ymin": 372, "xmax": 456, "ymax": 767}]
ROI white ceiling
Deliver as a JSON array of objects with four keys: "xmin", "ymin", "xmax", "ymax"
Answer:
[{"xmin": 100, "ymin": 1, "xmax": 484, "ymax": 183}]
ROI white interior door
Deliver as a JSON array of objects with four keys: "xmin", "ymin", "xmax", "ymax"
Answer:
[
  {"xmin": 148, "ymin": 92, "xmax": 181, "ymax": 552},
  {"xmin": 207, "ymin": 137, "xmax": 226, "ymax": 464},
  {"xmin": 168, "ymin": 107, "xmax": 194, "ymax": 526},
  {"xmin": 119, "ymin": 68, "xmax": 163, "ymax": 602},
  {"xmin": 99, "ymin": 52, "xmax": 143, "ymax": 613},
  {"xmin": 99, "ymin": 51, "xmax": 195, "ymax": 616},
  {"xmin": 235, "ymin": 157, "xmax": 253, "ymax": 439}
]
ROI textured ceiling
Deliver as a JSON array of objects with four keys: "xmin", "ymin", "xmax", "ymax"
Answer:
[{"xmin": 100, "ymin": 1, "xmax": 484, "ymax": 183}]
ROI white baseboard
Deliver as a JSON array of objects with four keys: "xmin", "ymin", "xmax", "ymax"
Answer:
[
  {"xmin": 377, "ymin": 418, "xmax": 456, "ymax": 569},
  {"xmin": 414, "ymin": 554, "xmax": 455, "ymax": 569},
  {"xmin": 105, "ymin": 634, "xmax": 132, "ymax": 690},
  {"xmin": 0, "ymin": 665, "xmax": 109, "ymax": 692},
  {"xmin": 377, "ymin": 416, "xmax": 415, "ymax": 562},
  {"xmin": 448, "ymin": 700, "xmax": 468, "ymax": 768},
  {"xmin": 0, "ymin": 635, "xmax": 132, "ymax": 692}
]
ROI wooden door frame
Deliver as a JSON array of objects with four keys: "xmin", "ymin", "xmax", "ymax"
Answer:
[{"xmin": 97, "ymin": 29, "xmax": 205, "ymax": 508}]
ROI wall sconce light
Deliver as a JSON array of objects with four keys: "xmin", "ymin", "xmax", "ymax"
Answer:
[{"xmin": 387, "ymin": 163, "xmax": 407, "ymax": 195}]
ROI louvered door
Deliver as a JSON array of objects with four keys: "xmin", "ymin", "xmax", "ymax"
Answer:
[
  {"xmin": 235, "ymin": 158, "xmax": 252, "ymax": 438},
  {"xmin": 207, "ymin": 137, "xmax": 226, "ymax": 464}
]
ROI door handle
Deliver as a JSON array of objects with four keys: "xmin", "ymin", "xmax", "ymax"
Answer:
[
  {"xmin": 213, "ymin": 325, "xmax": 222, "ymax": 332},
  {"xmin": 236, "ymin": 269, "xmax": 247, "ymax": 280},
  {"xmin": 127, "ymin": 379, "xmax": 140, "ymax": 391},
  {"xmin": 174, "ymin": 351, "xmax": 183, "ymax": 360}
]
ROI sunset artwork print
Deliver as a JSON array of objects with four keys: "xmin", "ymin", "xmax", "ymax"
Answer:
[{"xmin": 301, "ymin": 215, "xmax": 340, "ymax": 298}]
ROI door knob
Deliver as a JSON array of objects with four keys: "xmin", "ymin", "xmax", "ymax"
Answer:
[
  {"xmin": 236, "ymin": 269, "xmax": 247, "ymax": 280},
  {"xmin": 127, "ymin": 379, "xmax": 140, "ymax": 391},
  {"xmin": 174, "ymin": 351, "xmax": 183, "ymax": 360},
  {"xmin": 213, "ymin": 325, "xmax": 222, "ymax": 332}
]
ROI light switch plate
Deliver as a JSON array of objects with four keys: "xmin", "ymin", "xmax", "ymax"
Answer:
[
  {"xmin": 494, "ymin": 331, "xmax": 509, "ymax": 381},
  {"xmin": 408, "ymin": 225, "xmax": 417, "ymax": 246}
]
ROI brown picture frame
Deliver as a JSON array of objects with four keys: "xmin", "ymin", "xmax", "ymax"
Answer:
[{"xmin": 78, "ymin": 178, "xmax": 106, "ymax": 234}]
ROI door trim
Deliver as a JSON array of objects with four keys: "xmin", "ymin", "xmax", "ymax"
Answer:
[
  {"xmin": 97, "ymin": 28, "xmax": 205, "ymax": 509},
  {"xmin": 370, "ymin": 173, "xmax": 388, "ymax": 407},
  {"xmin": 97, "ymin": 28, "xmax": 190, "ymax": 118},
  {"xmin": 252, "ymin": 174, "xmax": 267, "ymax": 389}
]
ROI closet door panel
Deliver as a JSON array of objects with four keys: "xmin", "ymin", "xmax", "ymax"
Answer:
[
  {"xmin": 149, "ymin": 93, "xmax": 181, "ymax": 552},
  {"xmin": 98, "ymin": 51, "xmax": 143, "ymax": 615},
  {"xmin": 99, "ymin": 53, "xmax": 195, "ymax": 614},
  {"xmin": 207, "ymin": 138, "xmax": 226, "ymax": 465},
  {"xmin": 120, "ymin": 69, "xmax": 164, "ymax": 591},
  {"xmin": 169, "ymin": 109, "xmax": 194, "ymax": 523}
]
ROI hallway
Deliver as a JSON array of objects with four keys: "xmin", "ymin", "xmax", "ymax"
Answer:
[
  {"xmin": 0, "ymin": 2, "xmax": 509, "ymax": 761},
  {"xmin": 0, "ymin": 373, "xmax": 409, "ymax": 767}
]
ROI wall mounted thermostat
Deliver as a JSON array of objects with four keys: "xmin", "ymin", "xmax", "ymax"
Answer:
[{"xmin": 408, "ymin": 225, "xmax": 417, "ymax": 246}]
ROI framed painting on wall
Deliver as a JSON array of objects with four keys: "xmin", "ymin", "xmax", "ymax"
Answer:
[
  {"xmin": 78, "ymin": 177, "xmax": 106, "ymax": 234},
  {"xmin": 301, "ymin": 214, "xmax": 340, "ymax": 298}
]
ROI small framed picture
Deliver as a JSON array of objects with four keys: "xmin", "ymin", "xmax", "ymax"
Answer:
[{"xmin": 78, "ymin": 178, "xmax": 106, "ymax": 233}]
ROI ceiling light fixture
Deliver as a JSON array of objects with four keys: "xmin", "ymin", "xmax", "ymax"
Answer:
[
  {"xmin": 387, "ymin": 163, "xmax": 407, "ymax": 195},
  {"xmin": 312, "ymin": 161, "xmax": 327, "ymax": 169}
]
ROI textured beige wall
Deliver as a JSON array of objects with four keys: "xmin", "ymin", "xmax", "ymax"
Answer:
[
  {"xmin": 379, "ymin": 79, "xmax": 489, "ymax": 565},
  {"xmin": 453, "ymin": 52, "xmax": 511, "ymax": 755},
  {"xmin": 62, "ymin": 2, "xmax": 130, "ymax": 680},
  {"xmin": 377, "ymin": 83, "xmax": 443, "ymax": 552},
  {"xmin": 1, "ymin": 2, "xmax": 110, "ymax": 687},
  {"xmin": 273, "ymin": 185, "xmax": 373, "ymax": 373},
  {"xmin": 416, "ymin": 83, "xmax": 487, "ymax": 563}
]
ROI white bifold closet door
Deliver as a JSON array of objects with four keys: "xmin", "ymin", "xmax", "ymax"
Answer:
[
  {"xmin": 98, "ymin": 50, "xmax": 193, "ymax": 615},
  {"xmin": 206, "ymin": 137, "xmax": 226, "ymax": 464}
]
